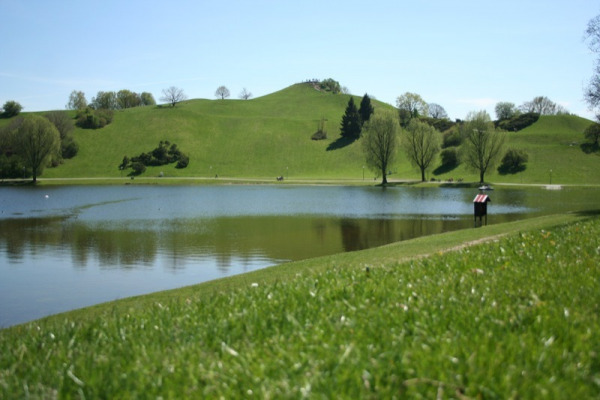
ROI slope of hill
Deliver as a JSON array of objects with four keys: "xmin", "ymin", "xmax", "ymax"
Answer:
[
  {"xmin": 43, "ymin": 83, "xmax": 381, "ymax": 180},
  {"xmin": 3, "ymin": 83, "xmax": 597, "ymax": 184}
]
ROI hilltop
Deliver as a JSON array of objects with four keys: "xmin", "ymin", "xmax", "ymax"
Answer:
[{"xmin": 3, "ymin": 83, "xmax": 598, "ymax": 184}]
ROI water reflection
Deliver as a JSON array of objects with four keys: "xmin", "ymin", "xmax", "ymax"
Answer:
[{"xmin": 2, "ymin": 184, "xmax": 598, "ymax": 328}]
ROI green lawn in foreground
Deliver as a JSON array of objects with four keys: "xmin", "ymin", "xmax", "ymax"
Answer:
[
  {"xmin": 2, "ymin": 83, "xmax": 595, "ymax": 185},
  {"xmin": 1, "ymin": 213, "xmax": 598, "ymax": 398}
]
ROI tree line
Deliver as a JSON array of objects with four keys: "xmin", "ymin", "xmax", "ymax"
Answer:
[{"xmin": 344, "ymin": 91, "xmax": 548, "ymax": 185}]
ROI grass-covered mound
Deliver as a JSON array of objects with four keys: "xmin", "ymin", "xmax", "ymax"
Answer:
[
  {"xmin": 1, "ymin": 214, "xmax": 598, "ymax": 398},
  {"xmin": 0, "ymin": 83, "xmax": 590, "ymax": 184}
]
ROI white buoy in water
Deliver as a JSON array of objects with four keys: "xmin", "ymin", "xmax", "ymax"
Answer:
[{"xmin": 44, "ymin": 195, "xmax": 49, "ymax": 198}]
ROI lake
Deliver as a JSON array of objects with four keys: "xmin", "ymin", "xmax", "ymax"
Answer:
[{"xmin": 0, "ymin": 184, "xmax": 597, "ymax": 327}]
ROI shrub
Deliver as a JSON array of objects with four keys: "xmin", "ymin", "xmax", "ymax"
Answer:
[
  {"xmin": 420, "ymin": 117, "xmax": 455, "ymax": 133},
  {"xmin": 76, "ymin": 108, "xmax": 114, "ymax": 129},
  {"xmin": 442, "ymin": 128, "xmax": 462, "ymax": 148},
  {"xmin": 130, "ymin": 162, "xmax": 146, "ymax": 175},
  {"xmin": 319, "ymin": 78, "xmax": 341, "ymax": 94},
  {"xmin": 61, "ymin": 137, "xmax": 79, "ymax": 159},
  {"xmin": 176, "ymin": 154, "xmax": 189, "ymax": 169},
  {"xmin": 1, "ymin": 101, "xmax": 23, "ymax": 118},
  {"xmin": 497, "ymin": 112, "xmax": 539, "ymax": 132},
  {"xmin": 440, "ymin": 147, "xmax": 459, "ymax": 167},
  {"xmin": 498, "ymin": 148, "xmax": 528, "ymax": 174}
]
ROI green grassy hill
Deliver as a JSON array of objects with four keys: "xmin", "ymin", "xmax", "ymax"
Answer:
[
  {"xmin": 4, "ymin": 83, "xmax": 598, "ymax": 184},
  {"xmin": 44, "ymin": 83, "xmax": 376, "ymax": 180}
]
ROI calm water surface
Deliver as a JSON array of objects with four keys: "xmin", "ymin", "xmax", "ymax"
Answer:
[{"xmin": 0, "ymin": 184, "xmax": 596, "ymax": 327}]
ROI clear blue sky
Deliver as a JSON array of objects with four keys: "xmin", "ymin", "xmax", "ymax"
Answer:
[{"xmin": 1, "ymin": 0, "xmax": 598, "ymax": 120}]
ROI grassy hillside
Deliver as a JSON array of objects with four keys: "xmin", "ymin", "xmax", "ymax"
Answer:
[
  {"xmin": 3, "ymin": 84, "xmax": 598, "ymax": 184},
  {"xmin": 42, "ymin": 84, "xmax": 376, "ymax": 180}
]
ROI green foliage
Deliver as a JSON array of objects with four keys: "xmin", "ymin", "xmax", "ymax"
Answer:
[
  {"xmin": 402, "ymin": 119, "xmax": 441, "ymax": 181},
  {"xmin": 497, "ymin": 112, "xmax": 540, "ymax": 131},
  {"xmin": 362, "ymin": 110, "xmax": 399, "ymax": 184},
  {"xmin": 420, "ymin": 117, "xmax": 455, "ymax": 133},
  {"xmin": 584, "ymin": 122, "xmax": 600, "ymax": 146},
  {"xmin": 130, "ymin": 161, "xmax": 146, "ymax": 175},
  {"xmin": 440, "ymin": 146, "xmax": 459, "ymax": 167},
  {"xmin": 66, "ymin": 90, "xmax": 87, "ymax": 110},
  {"xmin": 75, "ymin": 108, "xmax": 114, "ymax": 129},
  {"xmin": 340, "ymin": 97, "xmax": 361, "ymax": 139},
  {"xmin": 0, "ymin": 154, "xmax": 29, "ymax": 179},
  {"xmin": 494, "ymin": 101, "xmax": 518, "ymax": 121},
  {"xmin": 60, "ymin": 137, "xmax": 79, "ymax": 159},
  {"xmin": 461, "ymin": 111, "xmax": 505, "ymax": 183},
  {"xmin": 442, "ymin": 126, "xmax": 462, "ymax": 148},
  {"xmin": 498, "ymin": 148, "xmax": 529, "ymax": 174},
  {"xmin": 396, "ymin": 92, "xmax": 428, "ymax": 127},
  {"xmin": 140, "ymin": 92, "xmax": 156, "ymax": 106},
  {"xmin": 1, "ymin": 216, "xmax": 599, "ymax": 398},
  {"xmin": 121, "ymin": 141, "xmax": 189, "ymax": 175},
  {"xmin": 319, "ymin": 78, "xmax": 341, "ymax": 94},
  {"xmin": 1, "ymin": 100, "xmax": 23, "ymax": 118},
  {"xmin": 358, "ymin": 93, "xmax": 374, "ymax": 125},
  {"xmin": 13, "ymin": 115, "xmax": 61, "ymax": 181},
  {"xmin": 45, "ymin": 111, "xmax": 78, "ymax": 160}
]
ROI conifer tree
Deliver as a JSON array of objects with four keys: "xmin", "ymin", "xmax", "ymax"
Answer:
[
  {"xmin": 358, "ymin": 94, "xmax": 374, "ymax": 126},
  {"xmin": 340, "ymin": 97, "xmax": 361, "ymax": 139}
]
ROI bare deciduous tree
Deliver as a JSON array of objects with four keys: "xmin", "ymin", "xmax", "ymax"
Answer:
[
  {"xmin": 215, "ymin": 86, "xmax": 230, "ymax": 100},
  {"xmin": 428, "ymin": 103, "xmax": 448, "ymax": 119},
  {"xmin": 238, "ymin": 88, "xmax": 252, "ymax": 100},
  {"xmin": 160, "ymin": 87, "xmax": 187, "ymax": 107}
]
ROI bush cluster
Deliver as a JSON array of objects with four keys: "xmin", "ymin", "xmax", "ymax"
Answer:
[
  {"xmin": 120, "ymin": 141, "xmax": 189, "ymax": 175},
  {"xmin": 440, "ymin": 147, "xmax": 459, "ymax": 167},
  {"xmin": 497, "ymin": 112, "xmax": 539, "ymax": 132},
  {"xmin": 76, "ymin": 108, "xmax": 114, "ymax": 129},
  {"xmin": 498, "ymin": 148, "xmax": 528, "ymax": 174}
]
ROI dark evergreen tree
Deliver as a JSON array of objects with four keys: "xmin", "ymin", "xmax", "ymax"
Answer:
[
  {"xmin": 340, "ymin": 97, "xmax": 362, "ymax": 139},
  {"xmin": 358, "ymin": 94, "xmax": 374, "ymax": 126}
]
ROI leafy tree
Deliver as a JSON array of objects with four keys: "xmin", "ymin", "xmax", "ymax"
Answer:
[
  {"xmin": 215, "ymin": 86, "xmax": 230, "ymax": 100},
  {"xmin": 396, "ymin": 92, "xmax": 428, "ymax": 127},
  {"xmin": 428, "ymin": 103, "xmax": 448, "ymax": 119},
  {"xmin": 45, "ymin": 111, "xmax": 74, "ymax": 140},
  {"xmin": 498, "ymin": 148, "xmax": 528, "ymax": 174},
  {"xmin": 239, "ymin": 88, "xmax": 253, "ymax": 100},
  {"xmin": 402, "ymin": 119, "xmax": 441, "ymax": 182},
  {"xmin": 45, "ymin": 111, "xmax": 77, "ymax": 159},
  {"xmin": 13, "ymin": 115, "xmax": 60, "ymax": 182},
  {"xmin": 461, "ymin": 111, "xmax": 506, "ymax": 183},
  {"xmin": 584, "ymin": 121, "xmax": 600, "ymax": 146},
  {"xmin": 319, "ymin": 78, "xmax": 341, "ymax": 94},
  {"xmin": 160, "ymin": 87, "xmax": 187, "ymax": 107},
  {"xmin": 2, "ymin": 101, "xmax": 23, "ymax": 118},
  {"xmin": 140, "ymin": 92, "xmax": 156, "ymax": 106},
  {"xmin": 495, "ymin": 102, "xmax": 517, "ymax": 120},
  {"xmin": 362, "ymin": 110, "xmax": 399, "ymax": 185},
  {"xmin": 340, "ymin": 97, "xmax": 361, "ymax": 139},
  {"xmin": 91, "ymin": 91, "xmax": 118, "ymax": 110},
  {"xmin": 117, "ymin": 90, "xmax": 141, "ymax": 109},
  {"xmin": 358, "ymin": 94, "xmax": 374, "ymax": 126},
  {"xmin": 66, "ymin": 90, "xmax": 87, "ymax": 110}
]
